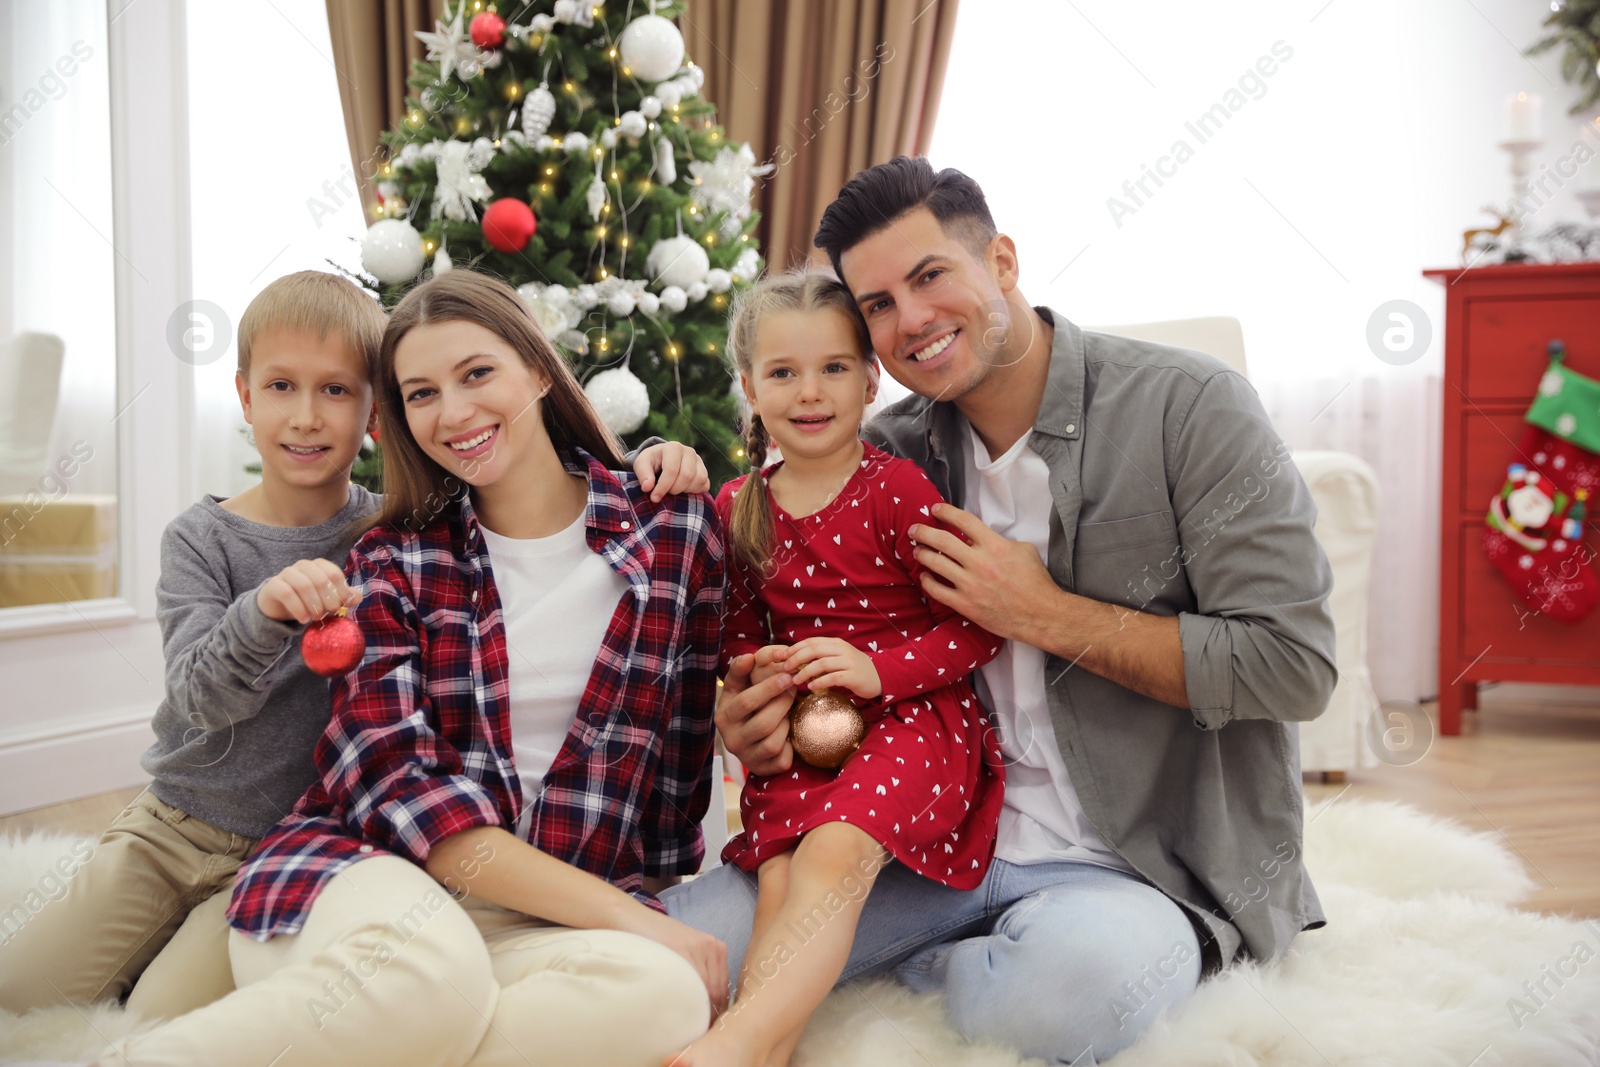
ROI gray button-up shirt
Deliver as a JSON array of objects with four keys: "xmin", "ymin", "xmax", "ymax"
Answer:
[{"xmin": 865, "ymin": 307, "xmax": 1336, "ymax": 966}]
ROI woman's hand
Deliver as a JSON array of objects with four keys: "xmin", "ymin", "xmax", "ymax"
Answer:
[
  {"xmin": 634, "ymin": 442, "xmax": 710, "ymax": 503},
  {"xmin": 257, "ymin": 558, "xmax": 361, "ymax": 624},
  {"xmin": 623, "ymin": 908, "xmax": 730, "ymax": 1017},
  {"xmin": 782, "ymin": 637, "xmax": 882, "ymax": 699}
]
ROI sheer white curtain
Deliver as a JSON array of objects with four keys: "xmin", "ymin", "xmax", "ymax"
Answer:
[
  {"xmin": 927, "ymin": 0, "xmax": 1593, "ymax": 703},
  {"xmin": 187, "ymin": 0, "xmax": 368, "ymax": 500},
  {"xmin": 3, "ymin": 1, "xmax": 116, "ymax": 496}
]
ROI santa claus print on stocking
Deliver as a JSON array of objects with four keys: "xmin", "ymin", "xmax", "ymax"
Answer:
[{"xmin": 1483, "ymin": 340, "xmax": 1600, "ymax": 622}]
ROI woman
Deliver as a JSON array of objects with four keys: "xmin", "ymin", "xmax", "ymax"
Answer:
[{"xmin": 95, "ymin": 270, "xmax": 727, "ymax": 1067}]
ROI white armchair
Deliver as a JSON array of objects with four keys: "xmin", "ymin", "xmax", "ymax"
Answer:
[
  {"xmin": 1089, "ymin": 318, "xmax": 1380, "ymax": 778},
  {"xmin": 0, "ymin": 332, "xmax": 66, "ymax": 496}
]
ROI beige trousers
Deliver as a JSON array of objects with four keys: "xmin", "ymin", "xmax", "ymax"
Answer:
[
  {"xmin": 101, "ymin": 854, "xmax": 711, "ymax": 1067},
  {"xmin": 0, "ymin": 789, "xmax": 254, "ymax": 1016}
]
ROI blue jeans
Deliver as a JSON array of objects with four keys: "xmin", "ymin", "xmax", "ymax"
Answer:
[{"xmin": 662, "ymin": 857, "xmax": 1202, "ymax": 1065}]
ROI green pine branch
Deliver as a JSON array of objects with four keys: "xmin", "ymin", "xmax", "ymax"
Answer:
[{"xmin": 1527, "ymin": 0, "xmax": 1600, "ymax": 114}]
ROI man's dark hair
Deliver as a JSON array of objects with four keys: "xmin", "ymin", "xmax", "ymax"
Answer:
[{"xmin": 813, "ymin": 156, "xmax": 998, "ymax": 282}]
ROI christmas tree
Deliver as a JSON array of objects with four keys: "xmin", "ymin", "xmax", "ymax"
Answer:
[{"xmin": 356, "ymin": 0, "xmax": 768, "ymax": 488}]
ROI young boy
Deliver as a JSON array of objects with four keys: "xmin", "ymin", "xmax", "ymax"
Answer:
[{"xmin": 0, "ymin": 271, "xmax": 707, "ymax": 1020}]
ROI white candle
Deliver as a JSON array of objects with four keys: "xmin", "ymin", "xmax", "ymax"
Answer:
[{"xmin": 1506, "ymin": 91, "xmax": 1542, "ymax": 142}]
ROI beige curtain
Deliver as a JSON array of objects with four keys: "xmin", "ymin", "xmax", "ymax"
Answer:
[
  {"xmin": 689, "ymin": 0, "xmax": 962, "ymax": 271},
  {"xmin": 325, "ymin": 0, "xmax": 443, "ymax": 216}
]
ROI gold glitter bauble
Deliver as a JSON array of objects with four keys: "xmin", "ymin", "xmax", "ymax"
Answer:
[{"xmin": 791, "ymin": 688, "xmax": 866, "ymax": 770}]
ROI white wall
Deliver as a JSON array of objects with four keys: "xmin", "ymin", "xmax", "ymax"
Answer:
[{"xmin": 928, "ymin": 0, "xmax": 1595, "ymax": 381}]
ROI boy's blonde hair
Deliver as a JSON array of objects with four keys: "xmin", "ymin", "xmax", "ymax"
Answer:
[
  {"xmin": 724, "ymin": 271, "xmax": 875, "ymax": 577},
  {"xmin": 236, "ymin": 271, "xmax": 387, "ymax": 380}
]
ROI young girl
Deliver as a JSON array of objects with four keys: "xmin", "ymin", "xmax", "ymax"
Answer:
[{"xmin": 675, "ymin": 273, "xmax": 1006, "ymax": 1067}]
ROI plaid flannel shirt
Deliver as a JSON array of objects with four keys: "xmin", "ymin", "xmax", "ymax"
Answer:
[{"xmin": 226, "ymin": 450, "xmax": 724, "ymax": 940}]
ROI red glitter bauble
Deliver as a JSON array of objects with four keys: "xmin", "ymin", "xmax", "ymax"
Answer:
[
  {"xmin": 469, "ymin": 11, "xmax": 506, "ymax": 49},
  {"xmin": 302, "ymin": 611, "xmax": 364, "ymax": 677}
]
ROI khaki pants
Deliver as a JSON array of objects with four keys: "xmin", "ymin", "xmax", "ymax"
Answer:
[
  {"xmin": 0, "ymin": 789, "xmax": 255, "ymax": 1016},
  {"xmin": 101, "ymin": 854, "xmax": 712, "ymax": 1067}
]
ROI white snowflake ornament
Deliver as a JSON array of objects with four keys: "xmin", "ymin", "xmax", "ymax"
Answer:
[
  {"xmin": 431, "ymin": 138, "xmax": 495, "ymax": 221},
  {"xmin": 416, "ymin": 9, "xmax": 488, "ymax": 83},
  {"xmin": 688, "ymin": 143, "xmax": 774, "ymax": 225}
]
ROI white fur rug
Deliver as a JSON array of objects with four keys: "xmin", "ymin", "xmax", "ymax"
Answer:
[{"xmin": 2, "ymin": 799, "xmax": 1597, "ymax": 1066}]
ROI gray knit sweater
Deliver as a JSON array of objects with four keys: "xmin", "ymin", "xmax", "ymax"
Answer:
[{"xmin": 140, "ymin": 487, "xmax": 379, "ymax": 837}]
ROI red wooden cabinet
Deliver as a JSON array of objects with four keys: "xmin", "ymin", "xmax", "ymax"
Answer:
[{"xmin": 1426, "ymin": 263, "xmax": 1600, "ymax": 735}]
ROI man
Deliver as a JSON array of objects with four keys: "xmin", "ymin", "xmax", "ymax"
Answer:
[{"xmin": 664, "ymin": 156, "xmax": 1337, "ymax": 1064}]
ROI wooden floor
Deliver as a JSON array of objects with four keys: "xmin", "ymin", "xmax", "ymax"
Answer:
[
  {"xmin": 1304, "ymin": 695, "xmax": 1600, "ymax": 919},
  {"xmin": 5, "ymin": 698, "xmax": 1597, "ymax": 919}
]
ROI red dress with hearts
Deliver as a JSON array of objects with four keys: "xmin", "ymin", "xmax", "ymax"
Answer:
[{"xmin": 714, "ymin": 444, "xmax": 1005, "ymax": 889}]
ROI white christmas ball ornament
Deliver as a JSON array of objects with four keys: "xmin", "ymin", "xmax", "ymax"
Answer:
[
  {"xmin": 608, "ymin": 291, "xmax": 637, "ymax": 317},
  {"xmin": 659, "ymin": 285, "xmax": 688, "ymax": 313},
  {"xmin": 573, "ymin": 284, "xmax": 601, "ymax": 310},
  {"xmin": 585, "ymin": 367, "xmax": 652, "ymax": 435},
  {"xmin": 619, "ymin": 14, "xmax": 684, "ymax": 83},
  {"xmin": 529, "ymin": 13, "xmax": 555, "ymax": 32},
  {"xmin": 636, "ymin": 292, "xmax": 660, "ymax": 315},
  {"xmin": 361, "ymin": 219, "xmax": 426, "ymax": 285},
  {"xmin": 647, "ymin": 235, "xmax": 710, "ymax": 288},
  {"xmin": 687, "ymin": 281, "xmax": 709, "ymax": 302},
  {"xmin": 600, "ymin": 128, "xmax": 619, "ymax": 149},
  {"xmin": 564, "ymin": 132, "xmax": 591, "ymax": 155},
  {"xmin": 553, "ymin": 0, "xmax": 581, "ymax": 24},
  {"xmin": 639, "ymin": 96, "xmax": 662, "ymax": 119},
  {"xmin": 619, "ymin": 110, "xmax": 648, "ymax": 139},
  {"xmin": 655, "ymin": 82, "xmax": 682, "ymax": 110},
  {"xmin": 732, "ymin": 247, "xmax": 761, "ymax": 282},
  {"xmin": 705, "ymin": 268, "xmax": 732, "ymax": 294}
]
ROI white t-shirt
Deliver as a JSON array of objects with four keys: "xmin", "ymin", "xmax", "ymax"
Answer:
[
  {"xmin": 480, "ymin": 514, "xmax": 632, "ymax": 812},
  {"xmin": 963, "ymin": 423, "xmax": 1134, "ymax": 872}
]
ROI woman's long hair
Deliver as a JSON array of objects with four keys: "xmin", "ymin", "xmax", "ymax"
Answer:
[
  {"xmin": 370, "ymin": 269, "xmax": 625, "ymax": 536},
  {"xmin": 723, "ymin": 271, "xmax": 874, "ymax": 576}
]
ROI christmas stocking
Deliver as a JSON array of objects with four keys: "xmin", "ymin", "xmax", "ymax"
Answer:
[{"xmin": 1483, "ymin": 341, "xmax": 1600, "ymax": 622}]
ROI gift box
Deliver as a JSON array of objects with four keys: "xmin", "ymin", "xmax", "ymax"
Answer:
[{"xmin": 0, "ymin": 494, "xmax": 118, "ymax": 607}]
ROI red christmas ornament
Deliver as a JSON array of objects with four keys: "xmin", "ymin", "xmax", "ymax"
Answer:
[
  {"xmin": 302, "ymin": 608, "xmax": 364, "ymax": 677},
  {"xmin": 469, "ymin": 11, "xmax": 506, "ymax": 49},
  {"xmin": 482, "ymin": 198, "xmax": 537, "ymax": 252}
]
